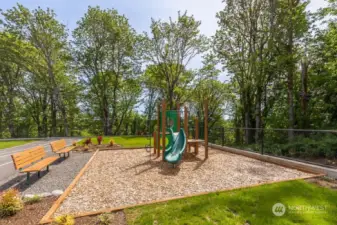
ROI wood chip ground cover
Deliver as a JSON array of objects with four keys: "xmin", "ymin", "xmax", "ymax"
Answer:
[{"xmin": 56, "ymin": 147, "xmax": 313, "ymax": 215}]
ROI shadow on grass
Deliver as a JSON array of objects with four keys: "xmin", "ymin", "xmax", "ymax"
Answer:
[{"xmin": 126, "ymin": 180, "xmax": 337, "ymax": 225}]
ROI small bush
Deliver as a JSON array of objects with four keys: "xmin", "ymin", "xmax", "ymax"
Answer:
[
  {"xmin": 0, "ymin": 188, "xmax": 23, "ymax": 217},
  {"xmin": 84, "ymin": 138, "xmax": 92, "ymax": 145},
  {"xmin": 109, "ymin": 139, "xmax": 114, "ymax": 146},
  {"xmin": 53, "ymin": 214, "xmax": 75, "ymax": 225},
  {"xmin": 72, "ymin": 141, "xmax": 77, "ymax": 146},
  {"xmin": 97, "ymin": 213, "xmax": 112, "ymax": 225},
  {"xmin": 23, "ymin": 195, "xmax": 41, "ymax": 205},
  {"xmin": 97, "ymin": 136, "xmax": 103, "ymax": 145}
]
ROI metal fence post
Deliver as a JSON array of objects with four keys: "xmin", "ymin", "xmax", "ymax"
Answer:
[{"xmin": 221, "ymin": 127, "xmax": 225, "ymax": 146}]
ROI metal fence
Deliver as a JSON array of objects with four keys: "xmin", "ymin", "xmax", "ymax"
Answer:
[{"xmin": 202, "ymin": 127, "xmax": 337, "ymax": 168}]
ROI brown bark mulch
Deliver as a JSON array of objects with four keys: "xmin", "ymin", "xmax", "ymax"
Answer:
[
  {"xmin": 56, "ymin": 147, "xmax": 313, "ymax": 215},
  {"xmin": 0, "ymin": 197, "xmax": 57, "ymax": 225},
  {"xmin": 0, "ymin": 196, "xmax": 127, "ymax": 225}
]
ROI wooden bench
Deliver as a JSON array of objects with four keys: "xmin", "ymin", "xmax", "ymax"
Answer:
[
  {"xmin": 50, "ymin": 139, "xmax": 75, "ymax": 158},
  {"xmin": 11, "ymin": 146, "xmax": 59, "ymax": 184}
]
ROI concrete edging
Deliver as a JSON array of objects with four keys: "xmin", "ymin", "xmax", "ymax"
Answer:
[{"xmin": 209, "ymin": 143, "xmax": 337, "ymax": 179}]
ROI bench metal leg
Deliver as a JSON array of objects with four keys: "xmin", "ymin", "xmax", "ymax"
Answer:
[
  {"xmin": 38, "ymin": 171, "xmax": 41, "ymax": 178},
  {"xmin": 26, "ymin": 172, "xmax": 30, "ymax": 185},
  {"xmin": 47, "ymin": 165, "xmax": 49, "ymax": 172}
]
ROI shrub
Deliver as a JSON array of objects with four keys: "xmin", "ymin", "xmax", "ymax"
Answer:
[
  {"xmin": 23, "ymin": 195, "xmax": 41, "ymax": 205},
  {"xmin": 0, "ymin": 188, "xmax": 23, "ymax": 217},
  {"xmin": 97, "ymin": 213, "xmax": 112, "ymax": 225},
  {"xmin": 72, "ymin": 141, "xmax": 77, "ymax": 146},
  {"xmin": 84, "ymin": 144, "xmax": 89, "ymax": 151},
  {"xmin": 97, "ymin": 136, "xmax": 103, "ymax": 145},
  {"xmin": 109, "ymin": 139, "xmax": 114, "ymax": 146},
  {"xmin": 53, "ymin": 214, "xmax": 75, "ymax": 225},
  {"xmin": 84, "ymin": 138, "xmax": 92, "ymax": 145}
]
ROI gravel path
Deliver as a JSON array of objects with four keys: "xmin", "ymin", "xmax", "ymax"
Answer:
[
  {"xmin": 13, "ymin": 152, "xmax": 93, "ymax": 195},
  {"xmin": 56, "ymin": 147, "xmax": 313, "ymax": 215}
]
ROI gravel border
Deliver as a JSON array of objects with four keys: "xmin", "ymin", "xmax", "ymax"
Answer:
[
  {"xmin": 13, "ymin": 152, "xmax": 93, "ymax": 195},
  {"xmin": 56, "ymin": 147, "xmax": 313, "ymax": 215}
]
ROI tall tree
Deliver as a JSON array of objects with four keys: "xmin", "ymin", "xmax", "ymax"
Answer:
[
  {"xmin": 73, "ymin": 6, "xmax": 140, "ymax": 135},
  {"xmin": 141, "ymin": 11, "xmax": 208, "ymax": 109},
  {"xmin": 2, "ymin": 4, "xmax": 72, "ymax": 136}
]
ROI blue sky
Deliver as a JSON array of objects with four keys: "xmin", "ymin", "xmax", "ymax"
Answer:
[{"xmin": 1, "ymin": 0, "xmax": 328, "ymax": 81}]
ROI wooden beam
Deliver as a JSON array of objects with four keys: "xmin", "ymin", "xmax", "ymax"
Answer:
[
  {"xmin": 39, "ymin": 150, "xmax": 100, "ymax": 224},
  {"xmin": 204, "ymin": 100, "xmax": 208, "ymax": 159},
  {"xmin": 177, "ymin": 103, "xmax": 180, "ymax": 131},
  {"xmin": 195, "ymin": 118, "xmax": 199, "ymax": 155},
  {"xmin": 184, "ymin": 106, "xmax": 188, "ymax": 154},
  {"xmin": 153, "ymin": 131, "xmax": 157, "ymax": 154},
  {"xmin": 162, "ymin": 100, "xmax": 166, "ymax": 161},
  {"xmin": 157, "ymin": 103, "xmax": 160, "ymax": 157},
  {"xmin": 39, "ymin": 173, "xmax": 323, "ymax": 224}
]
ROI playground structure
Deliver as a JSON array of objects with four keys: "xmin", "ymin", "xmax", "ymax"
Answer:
[{"xmin": 152, "ymin": 100, "xmax": 209, "ymax": 164}]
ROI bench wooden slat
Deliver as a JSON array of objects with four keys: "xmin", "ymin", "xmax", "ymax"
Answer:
[
  {"xmin": 56, "ymin": 146, "xmax": 75, "ymax": 154},
  {"xmin": 11, "ymin": 146, "xmax": 46, "ymax": 170},
  {"xmin": 22, "ymin": 156, "xmax": 59, "ymax": 172},
  {"xmin": 50, "ymin": 139, "xmax": 67, "ymax": 152}
]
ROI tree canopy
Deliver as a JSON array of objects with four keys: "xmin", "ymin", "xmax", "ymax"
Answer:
[{"xmin": 0, "ymin": 1, "xmax": 336, "ymax": 138}]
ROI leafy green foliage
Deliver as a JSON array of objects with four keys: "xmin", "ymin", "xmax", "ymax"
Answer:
[
  {"xmin": 53, "ymin": 214, "xmax": 75, "ymax": 225},
  {"xmin": 264, "ymin": 134, "xmax": 337, "ymax": 159},
  {"xmin": 0, "ymin": 189, "xmax": 23, "ymax": 218},
  {"xmin": 141, "ymin": 11, "xmax": 208, "ymax": 109},
  {"xmin": 73, "ymin": 6, "xmax": 141, "ymax": 136},
  {"xmin": 97, "ymin": 213, "xmax": 112, "ymax": 225},
  {"xmin": 23, "ymin": 195, "xmax": 41, "ymax": 205}
]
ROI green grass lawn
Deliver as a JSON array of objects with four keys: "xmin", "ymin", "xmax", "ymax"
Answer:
[
  {"xmin": 126, "ymin": 180, "xmax": 337, "ymax": 225},
  {"xmin": 78, "ymin": 136, "xmax": 167, "ymax": 148},
  {"xmin": 0, "ymin": 140, "xmax": 37, "ymax": 150}
]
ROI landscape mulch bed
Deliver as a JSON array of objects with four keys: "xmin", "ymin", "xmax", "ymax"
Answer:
[
  {"xmin": 0, "ymin": 196, "xmax": 127, "ymax": 225},
  {"xmin": 0, "ymin": 197, "xmax": 57, "ymax": 225},
  {"xmin": 56, "ymin": 147, "xmax": 314, "ymax": 216},
  {"xmin": 73, "ymin": 144, "xmax": 122, "ymax": 152}
]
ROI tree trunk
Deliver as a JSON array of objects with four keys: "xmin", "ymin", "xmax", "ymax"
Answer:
[
  {"xmin": 301, "ymin": 58, "xmax": 309, "ymax": 129},
  {"xmin": 50, "ymin": 92, "xmax": 57, "ymax": 137},
  {"xmin": 255, "ymin": 91, "xmax": 262, "ymax": 143},
  {"xmin": 287, "ymin": 2, "xmax": 295, "ymax": 139},
  {"xmin": 7, "ymin": 97, "xmax": 16, "ymax": 138},
  {"xmin": 60, "ymin": 106, "xmax": 69, "ymax": 136}
]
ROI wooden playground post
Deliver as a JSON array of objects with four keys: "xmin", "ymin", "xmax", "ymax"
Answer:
[
  {"xmin": 184, "ymin": 106, "xmax": 188, "ymax": 153},
  {"xmin": 195, "ymin": 118, "xmax": 199, "ymax": 155},
  {"xmin": 157, "ymin": 103, "xmax": 160, "ymax": 157},
  {"xmin": 161, "ymin": 100, "xmax": 166, "ymax": 161},
  {"xmin": 153, "ymin": 131, "xmax": 157, "ymax": 154},
  {"xmin": 204, "ymin": 99, "xmax": 209, "ymax": 159},
  {"xmin": 177, "ymin": 103, "xmax": 181, "ymax": 131}
]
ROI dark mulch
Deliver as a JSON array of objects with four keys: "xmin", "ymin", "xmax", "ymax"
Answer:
[
  {"xmin": 0, "ymin": 197, "xmax": 57, "ymax": 225},
  {"xmin": 0, "ymin": 195, "xmax": 127, "ymax": 225},
  {"xmin": 76, "ymin": 210, "xmax": 127, "ymax": 225}
]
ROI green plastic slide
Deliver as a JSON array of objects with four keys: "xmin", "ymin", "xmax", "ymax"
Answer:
[
  {"xmin": 164, "ymin": 128, "xmax": 186, "ymax": 164},
  {"xmin": 164, "ymin": 128, "xmax": 176, "ymax": 157}
]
